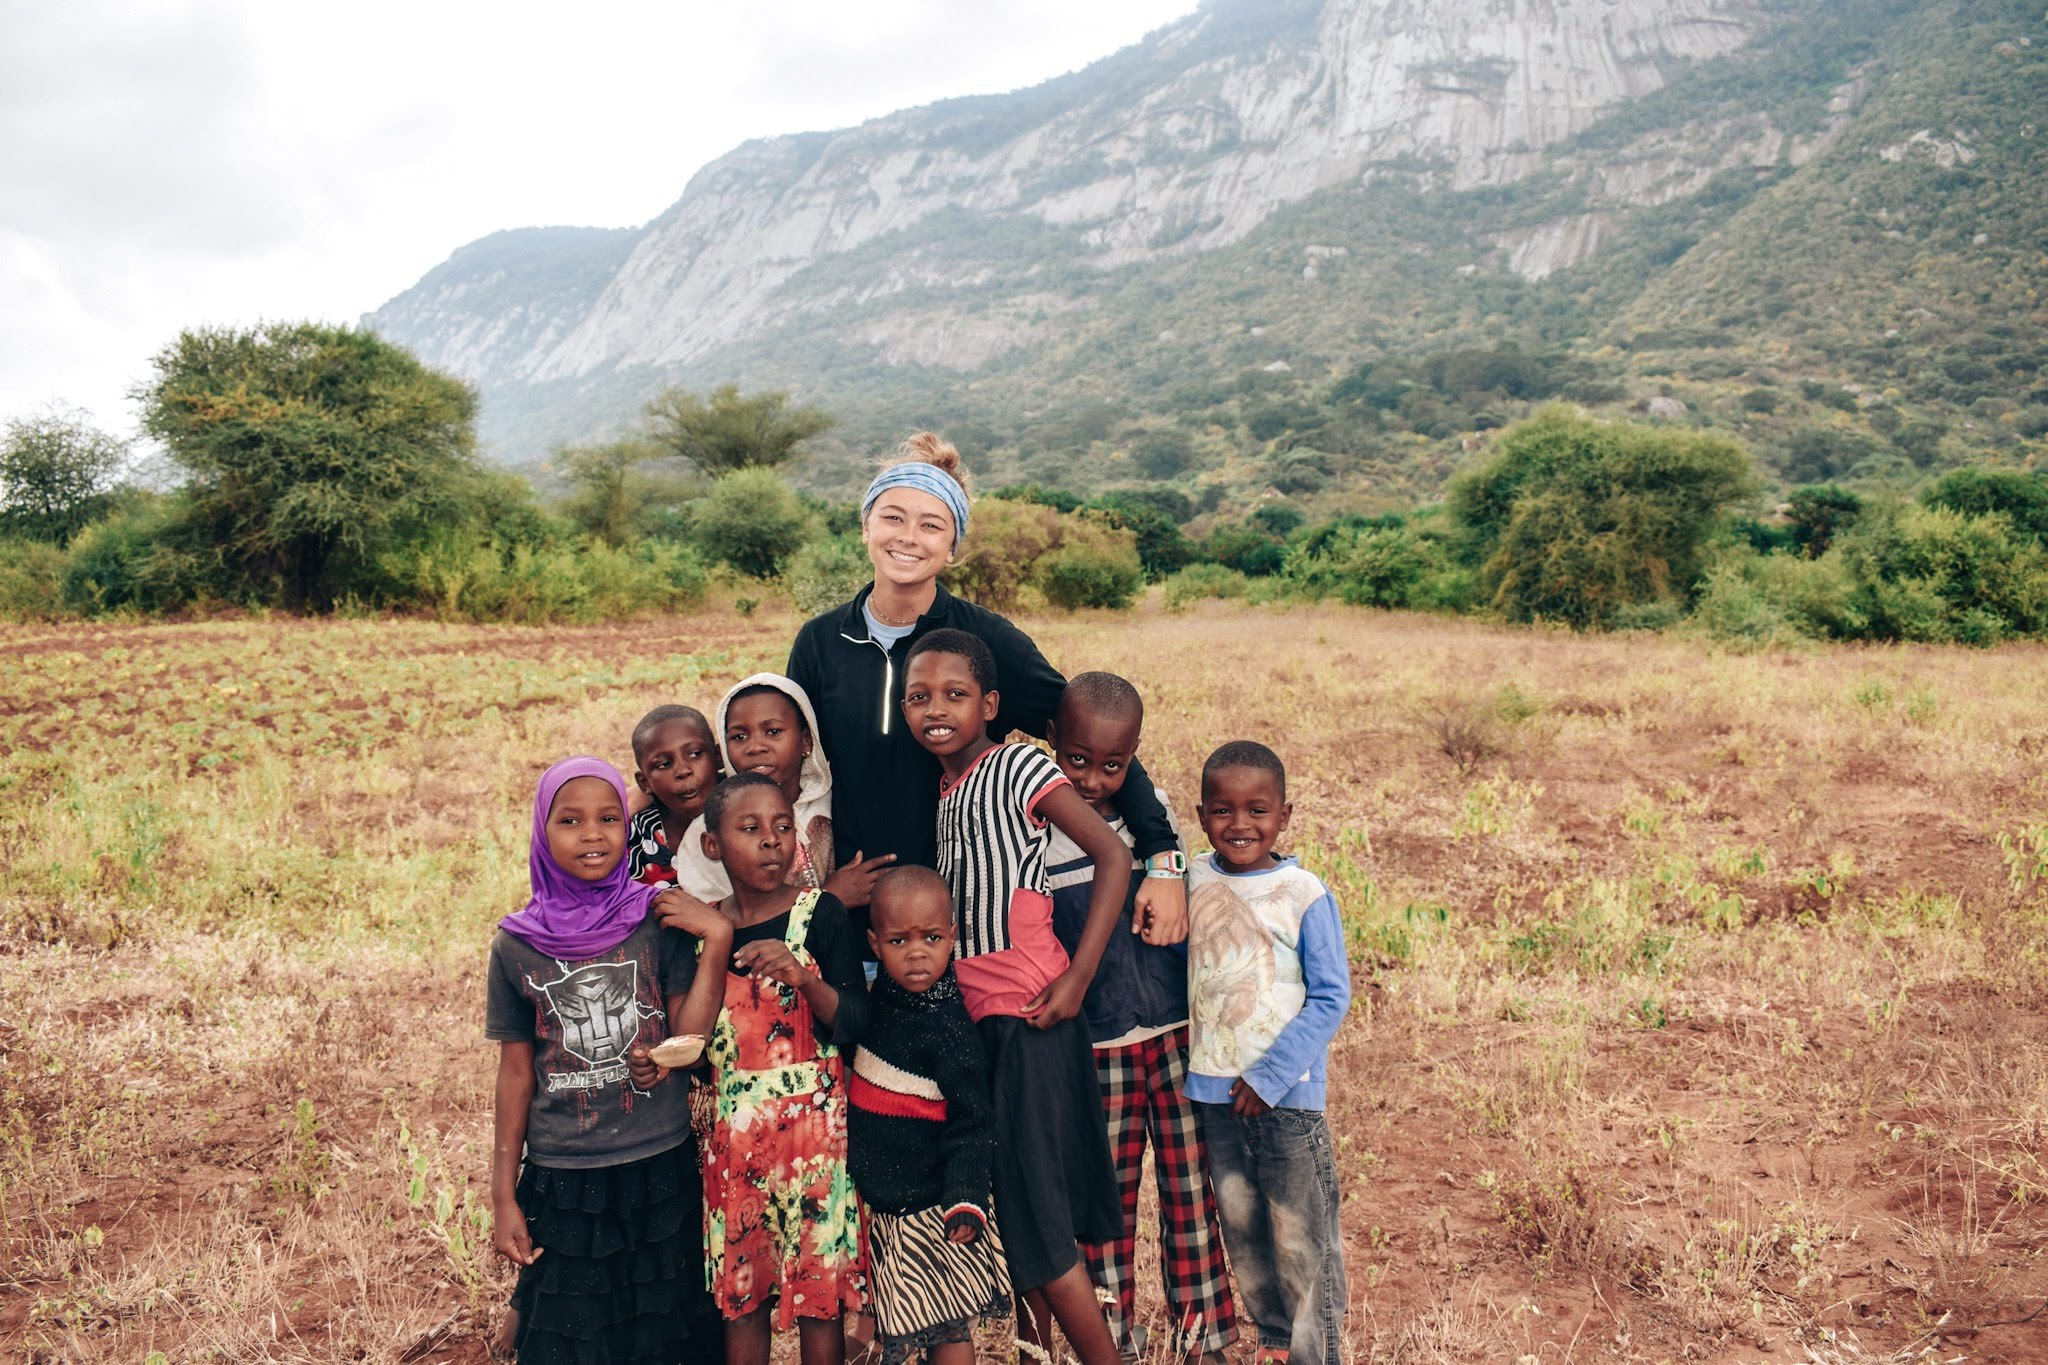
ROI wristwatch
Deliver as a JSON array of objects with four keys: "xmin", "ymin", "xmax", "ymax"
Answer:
[{"xmin": 1144, "ymin": 850, "xmax": 1187, "ymax": 879}]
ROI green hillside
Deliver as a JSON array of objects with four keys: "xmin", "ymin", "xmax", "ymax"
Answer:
[
  {"xmin": 707, "ymin": 0, "xmax": 2042, "ymax": 509},
  {"xmin": 429, "ymin": 0, "xmax": 2046, "ymax": 516}
]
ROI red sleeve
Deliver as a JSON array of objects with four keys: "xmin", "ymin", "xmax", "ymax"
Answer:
[{"xmin": 1021, "ymin": 749, "xmax": 1070, "ymax": 826}]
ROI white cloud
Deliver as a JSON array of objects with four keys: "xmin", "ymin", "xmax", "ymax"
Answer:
[{"xmin": 1, "ymin": 0, "xmax": 1200, "ymax": 438}]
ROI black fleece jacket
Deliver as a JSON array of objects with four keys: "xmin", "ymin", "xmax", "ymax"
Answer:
[{"xmin": 786, "ymin": 582, "xmax": 1177, "ymax": 896}]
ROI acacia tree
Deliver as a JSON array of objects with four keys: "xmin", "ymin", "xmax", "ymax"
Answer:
[
  {"xmin": 0, "ymin": 407, "xmax": 126, "ymax": 543},
  {"xmin": 138, "ymin": 322, "xmax": 478, "ymax": 608},
  {"xmin": 1449, "ymin": 405, "xmax": 1758, "ymax": 628},
  {"xmin": 641, "ymin": 382, "xmax": 833, "ymax": 476},
  {"xmin": 559, "ymin": 438, "xmax": 695, "ymax": 545}
]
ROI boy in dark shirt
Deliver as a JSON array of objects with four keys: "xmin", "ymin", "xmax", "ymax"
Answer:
[
  {"xmin": 626, "ymin": 705, "xmax": 720, "ymax": 886},
  {"xmin": 1047, "ymin": 674, "xmax": 1236, "ymax": 1363}
]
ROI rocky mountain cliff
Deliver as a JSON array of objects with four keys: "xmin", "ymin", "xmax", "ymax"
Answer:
[{"xmin": 369, "ymin": 0, "xmax": 2048, "ymax": 498}]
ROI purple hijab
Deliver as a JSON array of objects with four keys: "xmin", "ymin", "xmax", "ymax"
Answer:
[{"xmin": 498, "ymin": 756, "xmax": 659, "ymax": 959}]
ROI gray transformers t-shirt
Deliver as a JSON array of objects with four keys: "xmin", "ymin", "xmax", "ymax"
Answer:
[{"xmin": 484, "ymin": 916, "xmax": 698, "ymax": 1169}]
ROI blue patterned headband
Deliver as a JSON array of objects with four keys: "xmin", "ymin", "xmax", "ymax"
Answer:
[{"xmin": 861, "ymin": 463, "xmax": 970, "ymax": 546}]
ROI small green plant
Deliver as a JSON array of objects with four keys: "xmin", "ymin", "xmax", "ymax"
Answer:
[
  {"xmin": 1999, "ymin": 821, "xmax": 2048, "ymax": 897},
  {"xmin": 1708, "ymin": 844, "xmax": 1770, "ymax": 880},
  {"xmin": 1852, "ymin": 676, "xmax": 1892, "ymax": 710},
  {"xmin": 1454, "ymin": 776, "xmax": 1541, "ymax": 839},
  {"xmin": 270, "ymin": 1097, "xmax": 329, "ymax": 1205},
  {"xmin": 1621, "ymin": 793, "xmax": 1668, "ymax": 839},
  {"xmin": 400, "ymin": 1121, "xmax": 494, "ymax": 1302},
  {"xmin": 734, "ymin": 596, "xmax": 759, "ymax": 616}
]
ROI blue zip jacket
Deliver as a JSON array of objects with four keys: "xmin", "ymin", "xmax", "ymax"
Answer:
[{"xmin": 1047, "ymin": 817, "xmax": 1189, "ymax": 1046}]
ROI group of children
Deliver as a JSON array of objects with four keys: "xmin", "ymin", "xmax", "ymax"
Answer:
[{"xmin": 486, "ymin": 635, "xmax": 1352, "ymax": 1365}]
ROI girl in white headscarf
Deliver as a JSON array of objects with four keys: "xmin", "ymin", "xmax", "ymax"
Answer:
[{"xmin": 670, "ymin": 672, "xmax": 894, "ymax": 910}]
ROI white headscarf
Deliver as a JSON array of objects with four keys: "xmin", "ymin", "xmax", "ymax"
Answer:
[{"xmin": 672, "ymin": 673, "xmax": 836, "ymax": 902}]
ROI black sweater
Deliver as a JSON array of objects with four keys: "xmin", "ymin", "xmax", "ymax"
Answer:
[
  {"xmin": 786, "ymin": 582, "xmax": 1177, "ymax": 883},
  {"xmin": 846, "ymin": 970, "xmax": 993, "ymax": 1217}
]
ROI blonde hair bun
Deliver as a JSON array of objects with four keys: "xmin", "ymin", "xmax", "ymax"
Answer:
[{"xmin": 887, "ymin": 431, "xmax": 971, "ymax": 496}]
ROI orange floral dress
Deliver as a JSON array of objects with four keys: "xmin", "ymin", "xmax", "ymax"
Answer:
[{"xmin": 702, "ymin": 889, "xmax": 868, "ymax": 1326}]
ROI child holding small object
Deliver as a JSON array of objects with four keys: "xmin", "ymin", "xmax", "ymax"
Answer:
[
  {"xmin": 627, "ymin": 704, "xmax": 722, "ymax": 887},
  {"xmin": 847, "ymin": 866, "xmax": 1010, "ymax": 1365},
  {"xmin": 681, "ymin": 771, "xmax": 871, "ymax": 1365},
  {"xmin": 1046, "ymin": 674, "xmax": 1236, "ymax": 1364},
  {"xmin": 901, "ymin": 628, "xmax": 1130, "ymax": 1365},
  {"xmin": 484, "ymin": 757, "xmax": 730, "ymax": 1363},
  {"xmin": 1186, "ymin": 741, "xmax": 1352, "ymax": 1365}
]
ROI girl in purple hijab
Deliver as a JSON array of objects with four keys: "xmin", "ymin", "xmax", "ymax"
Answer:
[
  {"xmin": 501, "ymin": 756, "xmax": 662, "ymax": 957},
  {"xmin": 484, "ymin": 756, "xmax": 735, "ymax": 1362}
]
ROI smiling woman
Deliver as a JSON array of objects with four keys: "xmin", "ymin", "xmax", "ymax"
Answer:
[{"xmin": 785, "ymin": 432, "xmax": 1187, "ymax": 954}]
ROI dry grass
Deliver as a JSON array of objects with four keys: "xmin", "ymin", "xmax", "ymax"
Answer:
[{"xmin": 4, "ymin": 599, "xmax": 2048, "ymax": 1362}]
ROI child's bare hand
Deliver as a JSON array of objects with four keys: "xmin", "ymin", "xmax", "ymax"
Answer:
[
  {"xmin": 627, "ymin": 1044, "xmax": 667, "ymax": 1090},
  {"xmin": 1022, "ymin": 967, "xmax": 1088, "ymax": 1030},
  {"xmin": 1228, "ymin": 1078, "xmax": 1271, "ymax": 1118},
  {"xmin": 943, "ymin": 1210, "xmax": 983, "ymax": 1245},
  {"xmin": 654, "ymin": 890, "xmax": 728, "ymax": 941},
  {"xmin": 1135, "ymin": 876, "xmax": 1188, "ymax": 946},
  {"xmin": 492, "ymin": 1201, "xmax": 543, "ymax": 1266},
  {"xmin": 822, "ymin": 851, "xmax": 897, "ymax": 909},
  {"xmin": 734, "ymin": 939, "xmax": 809, "ymax": 989}
]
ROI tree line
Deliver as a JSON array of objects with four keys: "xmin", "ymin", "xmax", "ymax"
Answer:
[{"xmin": 3, "ymin": 320, "xmax": 2045, "ymax": 644}]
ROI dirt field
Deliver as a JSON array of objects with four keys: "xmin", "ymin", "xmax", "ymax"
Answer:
[{"xmin": 4, "ymin": 601, "xmax": 2046, "ymax": 1363}]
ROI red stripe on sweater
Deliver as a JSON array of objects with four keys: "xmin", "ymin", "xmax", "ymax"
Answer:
[{"xmin": 849, "ymin": 1069, "xmax": 948, "ymax": 1122}]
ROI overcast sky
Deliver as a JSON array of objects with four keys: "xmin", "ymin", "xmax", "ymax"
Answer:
[{"xmin": 1, "ymin": 0, "xmax": 1202, "ymax": 440}]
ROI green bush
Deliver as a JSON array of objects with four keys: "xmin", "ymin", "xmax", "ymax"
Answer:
[
  {"xmin": 1283, "ymin": 516, "xmax": 1474, "ymax": 612},
  {"xmin": 60, "ymin": 501, "xmax": 218, "ymax": 614},
  {"xmin": 1039, "ymin": 529, "xmax": 1144, "ymax": 609},
  {"xmin": 1083, "ymin": 492, "xmax": 1192, "ymax": 580},
  {"xmin": 1785, "ymin": 484, "xmax": 1862, "ymax": 558},
  {"xmin": 1131, "ymin": 430, "xmax": 1194, "ymax": 478},
  {"xmin": 1921, "ymin": 467, "xmax": 2048, "ymax": 543},
  {"xmin": 1449, "ymin": 407, "xmax": 1757, "ymax": 629},
  {"xmin": 1833, "ymin": 503, "xmax": 2048, "ymax": 644},
  {"xmin": 1162, "ymin": 562, "xmax": 1250, "ymax": 610},
  {"xmin": 784, "ymin": 534, "xmax": 871, "ymax": 617},
  {"xmin": 690, "ymin": 467, "xmax": 819, "ymax": 578},
  {"xmin": 948, "ymin": 499, "xmax": 1064, "ymax": 610},
  {"xmin": 1684, "ymin": 555, "xmax": 1797, "ymax": 646},
  {"xmin": 0, "ymin": 538, "xmax": 70, "ymax": 620},
  {"xmin": 1202, "ymin": 524, "xmax": 1286, "ymax": 577},
  {"xmin": 377, "ymin": 535, "xmax": 707, "ymax": 624}
]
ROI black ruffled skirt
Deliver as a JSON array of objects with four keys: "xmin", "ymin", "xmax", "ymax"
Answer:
[{"xmin": 509, "ymin": 1140, "xmax": 714, "ymax": 1364}]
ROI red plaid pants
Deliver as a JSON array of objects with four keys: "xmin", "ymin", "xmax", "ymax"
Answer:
[{"xmin": 1082, "ymin": 1026, "xmax": 1237, "ymax": 1358}]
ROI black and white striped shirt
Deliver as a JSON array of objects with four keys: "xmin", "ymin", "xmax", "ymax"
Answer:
[{"xmin": 935, "ymin": 743, "xmax": 1071, "ymax": 1018}]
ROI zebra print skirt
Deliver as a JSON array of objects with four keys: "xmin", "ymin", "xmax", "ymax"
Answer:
[{"xmin": 868, "ymin": 1205, "xmax": 1011, "ymax": 1363}]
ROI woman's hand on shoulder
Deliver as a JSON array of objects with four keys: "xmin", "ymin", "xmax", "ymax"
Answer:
[{"xmin": 822, "ymin": 851, "xmax": 896, "ymax": 909}]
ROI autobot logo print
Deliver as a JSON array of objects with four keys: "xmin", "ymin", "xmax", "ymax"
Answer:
[{"xmin": 531, "ymin": 961, "xmax": 651, "ymax": 1067}]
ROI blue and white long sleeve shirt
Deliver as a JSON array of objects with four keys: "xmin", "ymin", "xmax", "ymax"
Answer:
[{"xmin": 1183, "ymin": 854, "xmax": 1350, "ymax": 1111}]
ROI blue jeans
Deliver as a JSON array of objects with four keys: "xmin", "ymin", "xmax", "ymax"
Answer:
[{"xmin": 1196, "ymin": 1103, "xmax": 1344, "ymax": 1364}]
